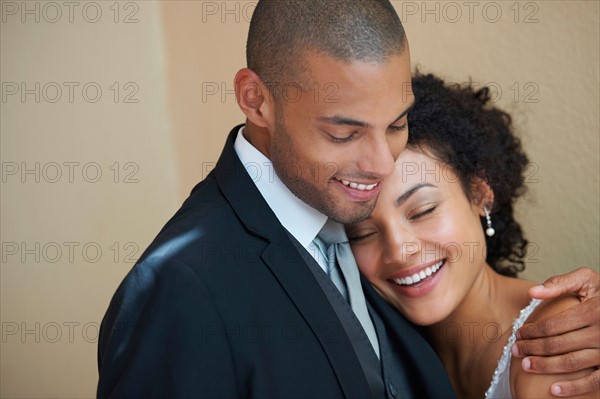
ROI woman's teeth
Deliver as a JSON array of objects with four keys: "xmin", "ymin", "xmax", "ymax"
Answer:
[
  {"xmin": 392, "ymin": 260, "xmax": 444, "ymax": 286},
  {"xmin": 339, "ymin": 179, "xmax": 377, "ymax": 191}
]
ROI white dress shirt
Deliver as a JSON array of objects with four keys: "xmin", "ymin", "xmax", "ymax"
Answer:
[{"xmin": 233, "ymin": 127, "xmax": 329, "ymax": 272}]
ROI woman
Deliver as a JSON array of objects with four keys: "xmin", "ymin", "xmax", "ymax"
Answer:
[{"xmin": 346, "ymin": 73, "xmax": 597, "ymax": 398}]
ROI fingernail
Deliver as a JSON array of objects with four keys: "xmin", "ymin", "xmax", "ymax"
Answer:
[
  {"xmin": 551, "ymin": 385, "xmax": 562, "ymax": 395},
  {"xmin": 522, "ymin": 357, "xmax": 531, "ymax": 370},
  {"xmin": 515, "ymin": 330, "xmax": 522, "ymax": 340},
  {"xmin": 511, "ymin": 344, "xmax": 520, "ymax": 356},
  {"xmin": 530, "ymin": 284, "xmax": 545, "ymax": 292}
]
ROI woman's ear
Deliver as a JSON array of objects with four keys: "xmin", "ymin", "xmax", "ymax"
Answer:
[
  {"xmin": 234, "ymin": 68, "xmax": 275, "ymax": 130},
  {"xmin": 471, "ymin": 177, "xmax": 495, "ymax": 216}
]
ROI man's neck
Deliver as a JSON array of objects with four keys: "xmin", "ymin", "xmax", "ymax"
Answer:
[{"xmin": 243, "ymin": 121, "xmax": 272, "ymax": 161}]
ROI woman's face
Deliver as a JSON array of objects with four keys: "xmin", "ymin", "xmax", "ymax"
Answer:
[{"xmin": 346, "ymin": 148, "xmax": 490, "ymax": 326}]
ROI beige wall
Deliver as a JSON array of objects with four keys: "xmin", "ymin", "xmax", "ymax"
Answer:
[
  {"xmin": 1, "ymin": 1, "xmax": 598, "ymax": 397},
  {"xmin": 0, "ymin": 1, "xmax": 179, "ymax": 397}
]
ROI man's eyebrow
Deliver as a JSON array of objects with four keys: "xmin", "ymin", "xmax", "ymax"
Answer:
[
  {"xmin": 317, "ymin": 101, "xmax": 416, "ymax": 129},
  {"xmin": 316, "ymin": 116, "xmax": 370, "ymax": 128},
  {"xmin": 391, "ymin": 101, "xmax": 414, "ymax": 125},
  {"xmin": 395, "ymin": 182, "xmax": 435, "ymax": 207}
]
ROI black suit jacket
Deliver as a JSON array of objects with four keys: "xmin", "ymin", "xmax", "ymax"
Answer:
[{"xmin": 97, "ymin": 125, "xmax": 455, "ymax": 398}]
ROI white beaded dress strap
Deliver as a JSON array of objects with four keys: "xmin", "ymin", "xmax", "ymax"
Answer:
[{"xmin": 485, "ymin": 298, "xmax": 543, "ymax": 398}]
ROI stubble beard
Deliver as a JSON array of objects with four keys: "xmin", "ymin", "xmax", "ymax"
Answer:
[{"xmin": 270, "ymin": 111, "xmax": 377, "ymax": 224}]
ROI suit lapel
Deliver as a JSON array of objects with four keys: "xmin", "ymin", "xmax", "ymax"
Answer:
[
  {"xmin": 262, "ymin": 238, "xmax": 374, "ymax": 398},
  {"xmin": 214, "ymin": 126, "xmax": 373, "ymax": 398},
  {"xmin": 212, "ymin": 126, "xmax": 282, "ymax": 240}
]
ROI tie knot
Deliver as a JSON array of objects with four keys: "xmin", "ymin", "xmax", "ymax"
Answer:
[{"xmin": 318, "ymin": 218, "xmax": 349, "ymax": 246}]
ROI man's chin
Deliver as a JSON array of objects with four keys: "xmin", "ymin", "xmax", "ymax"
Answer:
[{"xmin": 328, "ymin": 201, "xmax": 376, "ymax": 224}]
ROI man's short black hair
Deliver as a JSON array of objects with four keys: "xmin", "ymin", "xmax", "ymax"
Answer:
[{"xmin": 247, "ymin": 0, "xmax": 407, "ymax": 99}]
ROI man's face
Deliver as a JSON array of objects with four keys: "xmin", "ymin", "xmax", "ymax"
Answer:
[{"xmin": 269, "ymin": 51, "xmax": 414, "ymax": 224}]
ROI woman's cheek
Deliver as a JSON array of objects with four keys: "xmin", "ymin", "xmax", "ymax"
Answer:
[
  {"xmin": 428, "ymin": 215, "xmax": 454, "ymax": 237},
  {"xmin": 353, "ymin": 245, "xmax": 376, "ymax": 277},
  {"xmin": 365, "ymin": 245, "xmax": 387, "ymax": 281},
  {"xmin": 425, "ymin": 217, "xmax": 462, "ymax": 250}
]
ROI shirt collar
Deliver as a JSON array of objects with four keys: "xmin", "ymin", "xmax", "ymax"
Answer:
[{"xmin": 233, "ymin": 126, "xmax": 328, "ymax": 249}]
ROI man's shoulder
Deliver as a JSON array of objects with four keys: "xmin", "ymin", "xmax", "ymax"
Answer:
[
  {"xmin": 144, "ymin": 184, "xmax": 259, "ymax": 261},
  {"xmin": 106, "ymin": 179, "xmax": 266, "ymax": 311}
]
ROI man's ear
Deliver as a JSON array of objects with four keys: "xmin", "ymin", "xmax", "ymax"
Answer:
[
  {"xmin": 234, "ymin": 68, "xmax": 275, "ymax": 130},
  {"xmin": 471, "ymin": 176, "xmax": 495, "ymax": 216}
]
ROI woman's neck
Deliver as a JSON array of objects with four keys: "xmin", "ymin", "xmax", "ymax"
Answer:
[{"xmin": 424, "ymin": 266, "xmax": 533, "ymax": 398}]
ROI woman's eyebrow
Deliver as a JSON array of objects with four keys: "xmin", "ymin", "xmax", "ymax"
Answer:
[{"xmin": 394, "ymin": 183, "xmax": 436, "ymax": 207}]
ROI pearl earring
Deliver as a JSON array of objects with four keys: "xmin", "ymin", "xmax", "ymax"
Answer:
[{"xmin": 484, "ymin": 206, "xmax": 495, "ymax": 237}]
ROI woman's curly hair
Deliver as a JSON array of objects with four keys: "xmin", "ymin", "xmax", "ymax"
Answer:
[{"xmin": 408, "ymin": 72, "xmax": 530, "ymax": 277}]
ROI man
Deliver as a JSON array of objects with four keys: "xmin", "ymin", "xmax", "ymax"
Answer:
[{"xmin": 98, "ymin": 1, "xmax": 599, "ymax": 397}]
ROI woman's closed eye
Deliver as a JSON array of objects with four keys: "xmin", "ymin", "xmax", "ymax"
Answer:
[
  {"xmin": 348, "ymin": 229, "xmax": 377, "ymax": 243},
  {"xmin": 408, "ymin": 204, "xmax": 438, "ymax": 221}
]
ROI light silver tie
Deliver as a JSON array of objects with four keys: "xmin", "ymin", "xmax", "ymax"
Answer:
[{"xmin": 317, "ymin": 218, "xmax": 380, "ymax": 358}]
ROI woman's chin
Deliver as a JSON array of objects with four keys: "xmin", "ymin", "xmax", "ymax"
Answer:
[
  {"xmin": 404, "ymin": 309, "xmax": 447, "ymax": 326},
  {"xmin": 389, "ymin": 296, "xmax": 452, "ymax": 326}
]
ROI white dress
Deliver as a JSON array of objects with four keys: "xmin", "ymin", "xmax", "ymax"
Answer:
[{"xmin": 485, "ymin": 299, "xmax": 543, "ymax": 398}]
